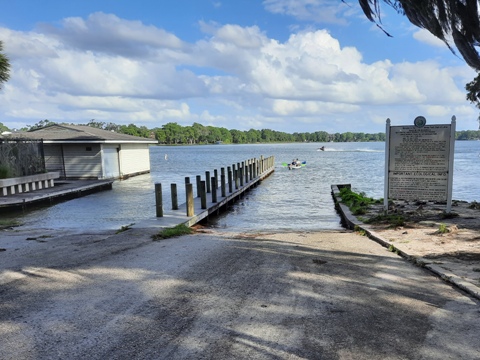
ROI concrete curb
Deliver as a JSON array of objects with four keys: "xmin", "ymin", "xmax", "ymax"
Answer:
[{"xmin": 331, "ymin": 184, "xmax": 480, "ymax": 301}]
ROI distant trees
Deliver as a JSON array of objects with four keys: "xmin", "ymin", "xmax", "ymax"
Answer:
[
  {"xmin": 3, "ymin": 119, "xmax": 478, "ymax": 143},
  {"xmin": 113, "ymin": 122, "xmax": 389, "ymax": 144},
  {"xmin": 0, "ymin": 122, "xmax": 9, "ymax": 133},
  {"xmin": 456, "ymin": 130, "xmax": 480, "ymax": 140},
  {"xmin": 25, "ymin": 119, "xmax": 57, "ymax": 131}
]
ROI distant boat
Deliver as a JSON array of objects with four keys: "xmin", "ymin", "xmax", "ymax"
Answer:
[
  {"xmin": 281, "ymin": 160, "xmax": 306, "ymax": 170},
  {"xmin": 317, "ymin": 146, "xmax": 325, "ymax": 151}
]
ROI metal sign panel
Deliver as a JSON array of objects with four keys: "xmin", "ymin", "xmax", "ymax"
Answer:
[{"xmin": 384, "ymin": 117, "xmax": 456, "ymax": 212}]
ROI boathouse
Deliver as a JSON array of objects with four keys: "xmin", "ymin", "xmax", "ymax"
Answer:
[{"xmin": 17, "ymin": 124, "xmax": 158, "ymax": 180}]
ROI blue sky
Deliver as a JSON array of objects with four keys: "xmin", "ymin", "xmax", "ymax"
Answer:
[{"xmin": 1, "ymin": 0, "xmax": 478, "ymax": 133}]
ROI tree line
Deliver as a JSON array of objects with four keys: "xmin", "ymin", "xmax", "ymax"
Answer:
[
  {"xmin": 2, "ymin": 119, "xmax": 479, "ymax": 144},
  {"xmin": 4, "ymin": 119, "xmax": 388, "ymax": 144}
]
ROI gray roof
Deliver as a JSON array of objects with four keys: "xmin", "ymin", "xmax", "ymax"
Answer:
[{"xmin": 13, "ymin": 124, "xmax": 158, "ymax": 144}]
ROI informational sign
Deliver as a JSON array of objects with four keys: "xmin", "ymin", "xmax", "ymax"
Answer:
[{"xmin": 384, "ymin": 117, "xmax": 456, "ymax": 212}]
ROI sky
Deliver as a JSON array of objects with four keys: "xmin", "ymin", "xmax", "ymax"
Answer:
[{"xmin": 1, "ymin": 0, "xmax": 479, "ymax": 134}]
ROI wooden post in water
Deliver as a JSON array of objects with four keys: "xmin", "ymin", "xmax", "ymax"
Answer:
[
  {"xmin": 240, "ymin": 162, "xmax": 244, "ymax": 186},
  {"xmin": 232, "ymin": 164, "xmax": 237, "ymax": 190},
  {"xmin": 205, "ymin": 171, "xmax": 211, "ymax": 193},
  {"xmin": 249, "ymin": 160, "xmax": 253, "ymax": 181},
  {"xmin": 200, "ymin": 180, "xmax": 207, "ymax": 209},
  {"xmin": 155, "ymin": 183, "xmax": 163, "ymax": 217},
  {"xmin": 185, "ymin": 177, "xmax": 190, "ymax": 205},
  {"xmin": 221, "ymin": 173, "xmax": 226, "ymax": 197},
  {"xmin": 227, "ymin": 167, "xmax": 233, "ymax": 193},
  {"xmin": 196, "ymin": 175, "xmax": 201, "ymax": 197},
  {"xmin": 186, "ymin": 183, "xmax": 194, "ymax": 216},
  {"xmin": 171, "ymin": 183, "xmax": 178, "ymax": 210},
  {"xmin": 211, "ymin": 177, "xmax": 217, "ymax": 203}
]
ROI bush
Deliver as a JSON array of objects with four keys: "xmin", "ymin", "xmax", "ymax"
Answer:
[{"xmin": 0, "ymin": 164, "xmax": 11, "ymax": 179}]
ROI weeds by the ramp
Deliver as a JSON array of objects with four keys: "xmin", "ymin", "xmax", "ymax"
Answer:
[
  {"xmin": 116, "ymin": 223, "xmax": 134, "ymax": 234},
  {"xmin": 338, "ymin": 187, "xmax": 382, "ymax": 216},
  {"xmin": 0, "ymin": 219, "xmax": 20, "ymax": 230},
  {"xmin": 152, "ymin": 224, "xmax": 194, "ymax": 240}
]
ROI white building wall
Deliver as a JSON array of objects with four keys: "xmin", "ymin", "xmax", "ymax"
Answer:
[{"xmin": 119, "ymin": 144, "xmax": 151, "ymax": 177}]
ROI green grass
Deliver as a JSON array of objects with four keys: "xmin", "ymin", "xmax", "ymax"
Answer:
[
  {"xmin": 338, "ymin": 187, "xmax": 407, "ymax": 227},
  {"xmin": 0, "ymin": 219, "xmax": 21, "ymax": 229},
  {"xmin": 152, "ymin": 224, "xmax": 194, "ymax": 240},
  {"xmin": 338, "ymin": 187, "xmax": 381, "ymax": 216}
]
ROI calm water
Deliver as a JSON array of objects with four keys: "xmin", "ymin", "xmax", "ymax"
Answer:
[{"xmin": 12, "ymin": 141, "xmax": 480, "ymax": 233}]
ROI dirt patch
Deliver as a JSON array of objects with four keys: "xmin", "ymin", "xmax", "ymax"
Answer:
[{"xmin": 360, "ymin": 200, "xmax": 480, "ymax": 260}]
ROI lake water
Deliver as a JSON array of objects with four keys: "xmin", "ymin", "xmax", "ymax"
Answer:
[{"xmin": 12, "ymin": 141, "xmax": 480, "ymax": 233}]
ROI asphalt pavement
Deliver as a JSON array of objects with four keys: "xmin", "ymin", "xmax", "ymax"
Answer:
[{"xmin": 1, "ymin": 226, "xmax": 479, "ymax": 359}]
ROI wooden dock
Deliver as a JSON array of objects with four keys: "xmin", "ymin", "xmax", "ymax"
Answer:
[
  {"xmin": 134, "ymin": 155, "xmax": 275, "ymax": 229},
  {"xmin": 0, "ymin": 180, "xmax": 114, "ymax": 212}
]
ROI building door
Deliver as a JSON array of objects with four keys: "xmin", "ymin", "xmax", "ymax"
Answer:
[{"xmin": 102, "ymin": 145, "xmax": 120, "ymax": 179}]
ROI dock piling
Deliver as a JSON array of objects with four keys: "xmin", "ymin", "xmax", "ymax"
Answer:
[
  {"xmin": 148, "ymin": 155, "xmax": 276, "ymax": 225},
  {"xmin": 200, "ymin": 181, "xmax": 207, "ymax": 209},
  {"xmin": 196, "ymin": 175, "xmax": 201, "ymax": 197},
  {"xmin": 171, "ymin": 183, "xmax": 178, "ymax": 210},
  {"xmin": 205, "ymin": 171, "xmax": 211, "ymax": 193},
  {"xmin": 186, "ymin": 183, "xmax": 194, "ymax": 216},
  {"xmin": 155, "ymin": 183, "xmax": 163, "ymax": 217},
  {"xmin": 211, "ymin": 177, "xmax": 217, "ymax": 203}
]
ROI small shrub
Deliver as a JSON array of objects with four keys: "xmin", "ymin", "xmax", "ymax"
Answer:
[
  {"xmin": 437, "ymin": 223, "xmax": 449, "ymax": 234},
  {"xmin": 440, "ymin": 211, "xmax": 459, "ymax": 219},
  {"xmin": 468, "ymin": 201, "xmax": 480, "ymax": 210}
]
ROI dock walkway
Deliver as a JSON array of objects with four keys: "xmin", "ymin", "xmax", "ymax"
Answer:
[{"xmin": 0, "ymin": 180, "xmax": 114, "ymax": 211}]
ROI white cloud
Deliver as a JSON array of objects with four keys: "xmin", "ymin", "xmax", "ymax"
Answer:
[
  {"xmin": 263, "ymin": 0, "xmax": 351, "ymax": 25},
  {"xmin": 0, "ymin": 11, "xmax": 477, "ymax": 133},
  {"xmin": 413, "ymin": 28, "xmax": 448, "ymax": 48}
]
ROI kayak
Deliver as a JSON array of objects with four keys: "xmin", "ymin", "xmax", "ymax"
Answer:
[{"xmin": 282, "ymin": 161, "xmax": 306, "ymax": 170}]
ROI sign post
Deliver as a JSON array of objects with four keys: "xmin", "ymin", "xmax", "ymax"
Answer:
[{"xmin": 384, "ymin": 116, "xmax": 456, "ymax": 213}]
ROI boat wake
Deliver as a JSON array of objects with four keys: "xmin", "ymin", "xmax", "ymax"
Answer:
[{"xmin": 318, "ymin": 148, "xmax": 384, "ymax": 153}]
